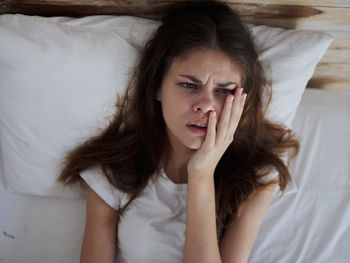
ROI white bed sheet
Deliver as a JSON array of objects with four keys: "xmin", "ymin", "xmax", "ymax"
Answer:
[
  {"xmin": 249, "ymin": 88, "xmax": 350, "ymax": 263},
  {"xmin": 0, "ymin": 88, "xmax": 349, "ymax": 263}
]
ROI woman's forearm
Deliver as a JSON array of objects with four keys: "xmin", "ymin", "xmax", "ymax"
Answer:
[{"xmin": 184, "ymin": 173, "xmax": 222, "ymax": 263}]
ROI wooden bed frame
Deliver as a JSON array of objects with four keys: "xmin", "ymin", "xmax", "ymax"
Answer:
[{"xmin": 1, "ymin": 0, "xmax": 349, "ymax": 93}]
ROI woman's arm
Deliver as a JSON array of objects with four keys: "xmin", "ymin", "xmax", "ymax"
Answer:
[
  {"xmin": 184, "ymin": 173, "xmax": 221, "ymax": 263},
  {"xmin": 219, "ymin": 182, "xmax": 277, "ymax": 263},
  {"xmin": 185, "ymin": 176, "xmax": 277, "ymax": 263},
  {"xmin": 80, "ymin": 186, "xmax": 119, "ymax": 263},
  {"xmin": 185, "ymin": 90, "xmax": 247, "ymax": 263}
]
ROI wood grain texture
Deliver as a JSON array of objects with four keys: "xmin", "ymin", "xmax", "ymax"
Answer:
[
  {"xmin": 229, "ymin": 0, "xmax": 350, "ymax": 7},
  {"xmin": 0, "ymin": 1, "xmax": 336, "ymax": 19},
  {"xmin": 0, "ymin": 0, "xmax": 349, "ymax": 92},
  {"xmin": 308, "ymin": 64, "xmax": 350, "ymax": 93},
  {"xmin": 244, "ymin": 6, "xmax": 350, "ymax": 31}
]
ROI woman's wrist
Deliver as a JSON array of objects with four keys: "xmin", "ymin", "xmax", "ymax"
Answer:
[{"xmin": 187, "ymin": 168, "xmax": 215, "ymax": 182}]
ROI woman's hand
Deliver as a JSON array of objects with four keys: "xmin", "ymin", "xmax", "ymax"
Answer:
[{"xmin": 187, "ymin": 87, "xmax": 247, "ymax": 177}]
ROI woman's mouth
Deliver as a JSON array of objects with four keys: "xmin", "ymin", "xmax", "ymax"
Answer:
[{"xmin": 187, "ymin": 123, "xmax": 207, "ymax": 136}]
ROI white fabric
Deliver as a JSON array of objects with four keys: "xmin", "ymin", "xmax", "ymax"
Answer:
[
  {"xmin": 80, "ymin": 164, "xmax": 291, "ymax": 262},
  {"xmin": 247, "ymin": 24, "xmax": 333, "ymax": 127},
  {"xmin": 0, "ymin": 14, "xmax": 332, "ymax": 198},
  {"xmin": 1, "ymin": 89, "xmax": 349, "ymax": 263},
  {"xmin": 80, "ymin": 167, "xmax": 126, "ymax": 210},
  {"xmin": 249, "ymin": 89, "xmax": 350, "ymax": 262},
  {"xmin": 81, "ymin": 167, "xmax": 187, "ymax": 263}
]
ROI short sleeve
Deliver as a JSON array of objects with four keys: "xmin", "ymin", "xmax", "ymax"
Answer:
[{"xmin": 80, "ymin": 166, "xmax": 128, "ymax": 210}]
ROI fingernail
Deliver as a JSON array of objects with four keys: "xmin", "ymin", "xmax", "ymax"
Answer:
[
  {"xmin": 229, "ymin": 95, "xmax": 234, "ymax": 102},
  {"xmin": 243, "ymin": 93, "xmax": 247, "ymax": 100},
  {"xmin": 239, "ymin": 88, "xmax": 243, "ymax": 94},
  {"xmin": 212, "ymin": 111, "xmax": 216, "ymax": 117}
]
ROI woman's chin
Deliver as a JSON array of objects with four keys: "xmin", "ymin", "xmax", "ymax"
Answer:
[{"xmin": 186, "ymin": 140, "xmax": 204, "ymax": 150}]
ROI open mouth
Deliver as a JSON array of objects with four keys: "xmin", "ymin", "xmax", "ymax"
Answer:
[
  {"xmin": 188, "ymin": 123, "xmax": 207, "ymax": 128},
  {"xmin": 187, "ymin": 124, "xmax": 207, "ymax": 135}
]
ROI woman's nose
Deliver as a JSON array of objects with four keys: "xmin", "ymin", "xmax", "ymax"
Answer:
[{"xmin": 192, "ymin": 91, "xmax": 216, "ymax": 113}]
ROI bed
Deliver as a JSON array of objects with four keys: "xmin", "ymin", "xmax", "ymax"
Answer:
[{"xmin": 0, "ymin": 1, "xmax": 349, "ymax": 263}]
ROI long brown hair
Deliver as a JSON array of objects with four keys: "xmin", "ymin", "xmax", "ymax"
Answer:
[{"xmin": 58, "ymin": 1, "xmax": 299, "ymax": 237}]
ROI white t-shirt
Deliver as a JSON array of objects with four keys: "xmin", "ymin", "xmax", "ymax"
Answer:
[
  {"xmin": 80, "ymin": 166, "xmax": 188, "ymax": 263},
  {"xmin": 80, "ymin": 165, "xmax": 295, "ymax": 263}
]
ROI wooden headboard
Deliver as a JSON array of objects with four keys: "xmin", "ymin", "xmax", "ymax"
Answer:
[{"xmin": 1, "ymin": 0, "xmax": 349, "ymax": 93}]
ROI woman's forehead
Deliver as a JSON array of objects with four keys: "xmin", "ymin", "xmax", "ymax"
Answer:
[{"xmin": 169, "ymin": 48, "xmax": 242, "ymax": 83}]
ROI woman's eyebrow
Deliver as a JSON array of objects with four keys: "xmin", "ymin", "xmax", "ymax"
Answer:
[
  {"xmin": 179, "ymin": 74, "xmax": 202, "ymax": 84},
  {"xmin": 179, "ymin": 74, "xmax": 237, "ymax": 87}
]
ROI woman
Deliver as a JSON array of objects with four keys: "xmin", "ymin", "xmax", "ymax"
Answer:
[{"xmin": 58, "ymin": 1, "xmax": 299, "ymax": 262}]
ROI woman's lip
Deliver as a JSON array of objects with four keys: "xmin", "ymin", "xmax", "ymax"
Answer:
[
  {"xmin": 188, "ymin": 119, "xmax": 209, "ymax": 125},
  {"xmin": 187, "ymin": 125, "xmax": 207, "ymax": 136}
]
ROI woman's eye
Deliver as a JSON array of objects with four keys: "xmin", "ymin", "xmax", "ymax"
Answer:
[
  {"xmin": 217, "ymin": 88, "xmax": 235, "ymax": 95},
  {"xmin": 180, "ymin": 83, "xmax": 198, "ymax": 89}
]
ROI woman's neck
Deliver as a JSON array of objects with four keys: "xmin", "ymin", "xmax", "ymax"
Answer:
[{"xmin": 164, "ymin": 148, "xmax": 195, "ymax": 184}]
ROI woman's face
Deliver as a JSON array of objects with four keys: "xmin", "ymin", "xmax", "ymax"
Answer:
[{"xmin": 158, "ymin": 48, "xmax": 242, "ymax": 153}]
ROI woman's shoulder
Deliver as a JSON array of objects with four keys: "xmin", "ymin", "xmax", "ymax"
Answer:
[{"xmin": 80, "ymin": 166, "xmax": 129, "ymax": 211}]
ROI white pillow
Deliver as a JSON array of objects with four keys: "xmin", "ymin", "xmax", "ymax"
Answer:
[
  {"xmin": 0, "ymin": 14, "xmax": 333, "ymax": 198},
  {"xmin": 248, "ymin": 24, "xmax": 333, "ymax": 127}
]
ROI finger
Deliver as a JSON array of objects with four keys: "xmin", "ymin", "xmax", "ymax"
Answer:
[
  {"xmin": 231, "ymin": 87, "xmax": 244, "ymax": 118},
  {"xmin": 217, "ymin": 94, "xmax": 234, "ymax": 141},
  {"xmin": 235, "ymin": 92, "xmax": 247, "ymax": 124},
  {"xmin": 203, "ymin": 110, "xmax": 217, "ymax": 149},
  {"xmin": 229, "ymin": 88, "xmax": 246, "ymax": 134}
]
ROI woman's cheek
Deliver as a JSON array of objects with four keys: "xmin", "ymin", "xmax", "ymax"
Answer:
[{"xmin": 215, "ymin": 97, "xmax": 225, "ymax": 118}]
